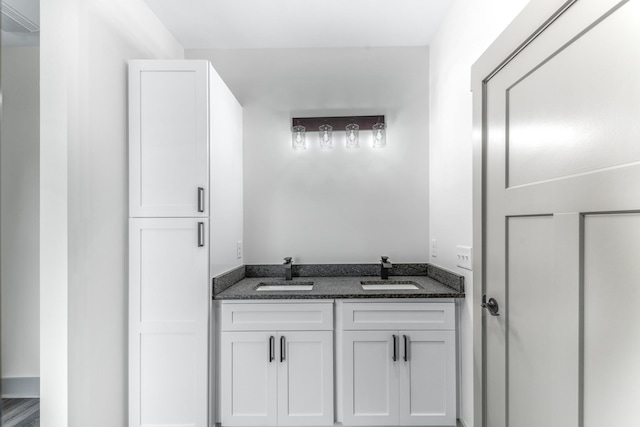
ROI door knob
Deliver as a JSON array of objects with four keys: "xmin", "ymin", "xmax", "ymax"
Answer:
[{"xmin": 481, "ymin": 294, "xmax": 500, "ymax": 316}]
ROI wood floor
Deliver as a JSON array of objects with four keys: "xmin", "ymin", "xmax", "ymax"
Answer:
[{"xmin": 1, "ymin": 399, "xmax": 39, "ymax": 427}]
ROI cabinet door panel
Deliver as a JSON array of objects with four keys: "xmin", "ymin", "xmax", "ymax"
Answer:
[
  {"xmin": 399, "ymin": 330, "xmax": 456, "ymax": 426},
  {"xmin": 221, "ymin": 332, "xmax": 277, "ymax": 426},
  {"xmin": 343, "ymin": 331, "xmax": 399, "ymax": 425},
  {"xmin": 140, "ymin": 334, "xmax": 196, "ymax": 424},
  {"xmin": 129, "ymin": 218, "xmax": 209, "ymax": 427},
  {"xmin": 278, "ymin": 331, "xmax": 334, "ymax": 426},
  {"xmin": 129, "ymin": 60, "xmax": 209, "ymax": 218}
]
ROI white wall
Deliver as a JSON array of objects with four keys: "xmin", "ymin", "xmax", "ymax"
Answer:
[
  {"xmin": 1, "ymin": 46, "xmax": 40, "ymax": 385},
  {"xmin": 41, "ymin": 0, "xmax": 76, "ymax": 422},
  {"xmin": 428, "ymin": 1, "xmax": 529, "ymax": 425},
  {"xmin": 41, "ymin": 0, "xmax": 184, "ymax": 426},
  {"xmin": 209, "ymin": 65, "xmax": 244, "ymax": 276},
  {"xmin": 187, "ymin": 47, "xmax": 430, "ymax": 264}
]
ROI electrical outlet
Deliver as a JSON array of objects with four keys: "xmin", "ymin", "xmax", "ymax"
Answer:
[
  {"xmin": 456, "ymin": 245, "xmax": 472, "ymax": 270},
  {"xmin": 431, "ymin": 239, "xmax": 437, "ymax": 257},
  {"xmin": 236, "ymin": 241, "xmax": 243, "ymax": 259}
]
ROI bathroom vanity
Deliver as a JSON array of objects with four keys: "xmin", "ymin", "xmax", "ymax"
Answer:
[{"xmin": 214, "ymin": 266, "xmax": 464, "ymax": 427}]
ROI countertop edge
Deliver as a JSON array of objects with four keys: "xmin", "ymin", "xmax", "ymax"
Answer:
[{"xmin": 214, "ymin": 292, "xmax": 465, "ymax": 300}]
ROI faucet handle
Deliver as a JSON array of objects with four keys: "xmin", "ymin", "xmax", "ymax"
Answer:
[
  {"xmin": 283, "ymin": 257, "xmax": 292, "ymax": 264},
  {"xmin": 381, "ymin": 256, "xmax": 390, "ymax": 262}
]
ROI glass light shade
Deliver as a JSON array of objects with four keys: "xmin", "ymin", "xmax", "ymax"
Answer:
[
  {"xmin": 292, "ymin": 125, "xmax": 306, "ymax": 150},
  {"xmin": 372, "ymin": 122, "xmax": 386, "ymax": 148},
  {"xmin": 318, "ymin": 124, "xmax": 333, "ymax": 150},
  {"xmin": 345, "ymin": 123, "xmax": 360, "ymax": 149}
]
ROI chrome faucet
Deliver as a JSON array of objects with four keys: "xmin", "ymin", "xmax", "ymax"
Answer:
[
  {"xmin": 283, "ymin": 257, "xmax": 293, "ymax": 281},
  {"xmin": 381, "ymin": 256, "xmax": 392, "ymax": 279}
]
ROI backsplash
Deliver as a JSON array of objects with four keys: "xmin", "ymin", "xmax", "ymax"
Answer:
[
  {"xmin": 426, "ymin": 264, "xmax": 464, "ymax": 293},
  {"xmin": 212, "ymin": 265, "xmax": 246, "ymax": 295},
  {"xmin": 245, "ymin": 263, "xmax": 428, "ymax": 278}
]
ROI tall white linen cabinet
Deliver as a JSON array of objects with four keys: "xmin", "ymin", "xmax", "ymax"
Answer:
[{"xmin": 128, "ymin": 60, "xmax": 243, "ymax": 427}]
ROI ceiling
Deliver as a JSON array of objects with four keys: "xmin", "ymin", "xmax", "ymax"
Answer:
[{"xmin": 144, "ymin": 0, "xmax": 454, "ymax": 49}]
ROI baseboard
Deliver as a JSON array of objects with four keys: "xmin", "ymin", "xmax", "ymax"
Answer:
[
  {"xmin": 2, "ymin": 377, "xmax": 40, "ymax": 398},
  {"xmin": 458, "ymin": 418, "xmax": 469, "ymax": 427}
]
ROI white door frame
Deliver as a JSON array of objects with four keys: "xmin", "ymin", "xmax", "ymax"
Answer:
[{"xmin": 471, "ymin": 1, "xmax": 579, "ymax": 425}]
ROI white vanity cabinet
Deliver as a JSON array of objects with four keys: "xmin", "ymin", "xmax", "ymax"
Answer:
[
  {"xmin": 129, "ymin": 218, "xmax": 210, "ymax": 427},
  {"xmin": 340, "ymin": 302, "xmax": 456, "ymax": 427},
  {"xmin": 129, "ymin": 59, "xmax": 243, "ymax": 427},
  {"xmin": 220, "ymin": 302, "xmax": 335, "ymax": 427}
]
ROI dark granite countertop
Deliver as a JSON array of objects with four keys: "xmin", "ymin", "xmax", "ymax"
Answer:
[{"xmin": 214, "ymin": 275, "xmax": 464, "ymax": 300}]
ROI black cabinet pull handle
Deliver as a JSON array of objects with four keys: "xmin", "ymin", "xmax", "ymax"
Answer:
[
  {"xmin": 197, "ymin": 187, "xmax": 205, "ymax": 213},
  {"xmin": 403, "ymin": 335, "xmax": 408, "ymax": 362},
  {"xmin": 197, "ymin": 222, "xmax": 205, "ymax": 247},
  {"xmin": 269, "ymin": 336, "xmax": 274, "ymax": 362},
  {"xmin": 280, "ymin": 336, "xmax": 285, "ymax": 362},
  {"xmin": 392, "ymin": 335, "xmax": 397, "ymax": 362}
]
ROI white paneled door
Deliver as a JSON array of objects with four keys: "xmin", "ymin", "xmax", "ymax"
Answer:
[
  {"xmin": 342, "ymin": 331, "xmax": 399, "ymax": 426},
  {"xmin": 342, "ymin": 329, "xmax": 456, "ymax": 426},
  {"xmin": 129, "ymin": 60, "xmax": 209, "ymax": 218},
  {"xmin": 221, "ymin": 332, "xmax": 278, "ymax": 427},
  {"xmin": 478, "ymin": 0, "xmax": 640, "ymax": 426},
  {"xmin": 129, "ymin": 218, "xmax": 210, "ymax": 427},
  {"xmin": 221, "ymin": 330, "xmax": 333, "ymax": 427},
  {"xmin": 277, "ymin": 331, "xmax": 334, "ymax": 426},
  {"xmin": 399, "ymin": 331, "xmax": 456, "ymax": 426}
]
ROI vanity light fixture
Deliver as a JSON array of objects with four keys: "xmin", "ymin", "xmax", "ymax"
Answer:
[
  {"xmin": 290, "ymin": 115, "xmax": 386, "ymax": 150},
  {"xmin": 318, "ymin": 123, "xmax": 333, "ymax": 150},
  {"xmin": 292, "ymin": 123, "xmax": 306, "ymax": 150},
  {"xmin": 345, "ymin": 122, "xmax": 360, "ymax": 149}
]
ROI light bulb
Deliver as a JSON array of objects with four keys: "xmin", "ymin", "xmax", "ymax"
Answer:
[
  {"xmin": 292, "ymin": 125, "xmax": 306, "ymax": 150},
  {"xmin": 319, "ymin": 123, "xmax": 333, "ymax": 150},
  {"xmin": 345, "ymin": 123, "xmax": 359, "ymax": 149},
  {"xmin": 372, "ymin": 122, "xmax": 386, "ymax": 148}
]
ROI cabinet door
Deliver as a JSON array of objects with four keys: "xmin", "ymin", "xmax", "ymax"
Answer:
[
  {"xmin": 399, "ymin": 330, "xmax": 456, "ymax": 426},
  {"xmin": 129, "ymin": 60, "xmax": 209, "ymax": 218},
  {"xmin": 277, "ymin": 331, "xmax": 334, "ymax": 426},
  {"xmin": 221, "ymin": 332, "xmax": 278, "ymax": 426},
  {"xmin": 129, "ymin": 218, "xmax": 210, "ymax": 427},
  {"xmin": 342, "ymin": 331, "xmax": 399, "ymax": 426}
]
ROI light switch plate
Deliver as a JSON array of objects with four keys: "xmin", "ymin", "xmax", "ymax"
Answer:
[
  {"xmin": 456, "ymin": 245, "xmax": 472, "ymax": 270},
  {"xmin": 431, "ymin": 239, "xmax": 437, "ymax": 257},
  {"xmin": 237, "ymin": 241, "xmax": 243, "ymax": 259}
]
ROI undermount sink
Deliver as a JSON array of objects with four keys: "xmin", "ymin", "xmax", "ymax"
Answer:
[
  {"xmin": 360, "ymin": 280, "xmax": 420, "ymax": 290},
  {"xmin": 256, "ymin": 282, "xmax": 314, "ymax": 291}
]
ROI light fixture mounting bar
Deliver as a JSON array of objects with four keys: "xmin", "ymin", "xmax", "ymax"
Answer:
[{"xmin": 291, "ymin": 115, "xmax": 385, "ymax": 131}]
